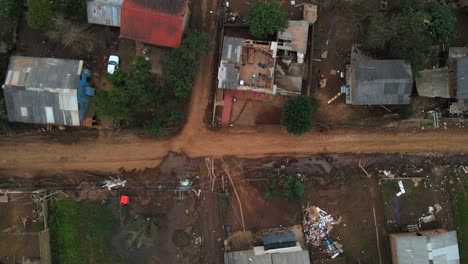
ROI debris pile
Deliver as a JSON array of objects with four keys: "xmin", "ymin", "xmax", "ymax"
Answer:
[
  {"xmin": 303, "ymin": 205, "xmax": 343, "ymax": 258},
  {"xmin": 102, "ymin": 176, "xmax": 127, "ymax": 190}
]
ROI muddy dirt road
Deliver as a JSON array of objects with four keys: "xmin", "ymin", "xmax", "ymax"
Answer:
[{"xmin": 1, "ymin": 0, "xmax": 468, "ymax": 175}]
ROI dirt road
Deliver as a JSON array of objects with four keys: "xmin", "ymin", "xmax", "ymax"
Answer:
[{"xmin": 1, "ymin": 0, "xmax": 468, "ymax": 175}]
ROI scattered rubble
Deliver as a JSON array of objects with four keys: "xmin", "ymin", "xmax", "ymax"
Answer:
[
  {"xmin": 102, "ymin": 176, "xmax": 127, "ymax": 190},
  {"xmin": 302, "ymin": 205, "xmax": 343, "ymax": 258}
]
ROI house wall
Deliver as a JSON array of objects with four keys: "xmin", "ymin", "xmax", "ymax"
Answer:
[{"xmin": 183, "ymin": 7, "xmax": 191, "ymax": 31}]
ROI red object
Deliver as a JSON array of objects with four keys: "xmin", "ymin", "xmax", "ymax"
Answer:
[
  {"xmin": 120, "ymin": 0, "xmax": 189, "ymax": 47},
  {"xmin": 120, "ymin": 195, "xmax": 129, "ymax": 205}
]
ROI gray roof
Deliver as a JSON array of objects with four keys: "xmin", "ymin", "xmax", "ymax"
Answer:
[
  {"xmin": 222, "ymin": 36, "xmax": 245, "ymax": 63},
  {"xmin": 351, "ymin": 60, "xmax": 413, "ymax": 105},
  {"xmin": 416, "ymin": 67, "xmax": 450, "ymax": 98},
  {"xmin": 456, "ymin": 56, "xmax": 468, "ymax": 100},
  {"xmin": 395, "ymin": 231, "xmax": 460, "ymax": 264},
  {"xmin": 218, "ymin": 62, "xmax": 239, "ymax": 89},
  {"xmin": 2, "ymin": 56, "xmax": 83, "ymax": 126},
  {"xmin": 224, "ymin": 250, "xmax": 310, "ymax": 264},
  {"xmin": 87, "ymin": 0, "xmax": 122, "ymax": 27}
]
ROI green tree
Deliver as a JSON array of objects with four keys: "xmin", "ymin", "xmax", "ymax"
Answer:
[
  {"xmin": 365, "ymin": 0, "xmax": 456, "ymax": 74},
  {"xmin": 25, "ymin": 0, "xmax": 52, "ymax": 29},
  {"xmin": 283, "ymin": 176, "xmax": 304, "ymax": 200},
  {"xmin": 143, "ymin": 119, "xmax": 168, "ymax": 137},
  {"xmin": 247, "ymin": 0, "xmax": 289, "ymax": 38},
  {"xmin": 161, "ymin": 32, "xmax": 210, "ymax": 98},
  {"xmin": 52, "ymin": 0, "xmax": 87, "ymax": 22},
  {"xmin": 427, "ymin": 3, "xmax": 456, "ymax": 44},
  {"xmin": 0, "ymin": 0, "xmax": 24, "ymax": 18},
  {"xmin": 282, "ymin": 96, "xmax": 319, "ymax": 135},
  {"xmin": 364, "ymin": 12, "xmax": 393, "ymax": 50},
  {"xmin": 92, "ymin": 57, "xmax": 161, "ymax": 121},
  {"xmin": 264, "ymin": 180, "xmax": 280, "ymax": 201}
]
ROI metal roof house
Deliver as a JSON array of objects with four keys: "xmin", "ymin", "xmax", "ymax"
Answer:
[
  {"xmin": 389, "ymin": 229, "xmax": 460, "ymax": 264},
  {"xmin": 120, "ymin": 0, "xmax": 190, "ymax": 47},
  {"xmin": 86, "ymin": 0, "xmax": 123, "ymax": 27},
  {"xmin": 224, "ymin": 233, "xmax": 310, "ymax": 264},
  {"xmin": 456, "ymin": 56, "xmax": 468, "ymax": 100},
  {"xmin": 345, "ymin": 60, "xmax": 413, "ymax": 105},
  {"xmin": 2, "ymin": 56, "xmax": 94, "ymax": 126}
]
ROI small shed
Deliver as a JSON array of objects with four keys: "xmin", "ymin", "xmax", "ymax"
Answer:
[
  {"xmin": 224, "ymin": 250, "xmax": 310, "ymax": 264},
  {"xmin": 347, "ymin": 60, "xmax": 413, "ymax": 105},
  {"xmin": 416, "ymin": 67, "xmax": 450, "ymax": 98},
  {"xmin": 86, "ymin": 0, "xmax": 123, "ymax": 27},
  {"xmin": 389, "ymin": 230, "xmax": 460, "ymax": 264}
]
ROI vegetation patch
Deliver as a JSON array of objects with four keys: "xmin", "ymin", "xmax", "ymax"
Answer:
[
  {"xmin": 365, "ymin": 0, "xmax": 456, "ymax": 74},
  {"xmin": 449, "ymin": 173, "xmax": 468, "ymax": 261},
  {"xmin": 282, "ymin": 96, "xmax": 319, "ymax": 135},
  {"xmin": 49, "ymin": 198, "xmax": 122, "ymax": 264},
  {"xmin": 247, "ymin": 0, "xmax": 289, "ymax": 39}
]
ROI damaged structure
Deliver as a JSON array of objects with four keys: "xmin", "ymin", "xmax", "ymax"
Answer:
[
  {"xmin": 415, "ymin": 47, "xmax": 468, "ymax": 114},
  {"xmin": 224, "ymin": 233, "xmax": 310, "ymax": 264},
  {"xmin": 389, "ymin": 229, "xmax": 460, "ymax": 264},
  {"xmin": 2, "ymin": 56, "xmax": 94, "ymax": 126},
  {"xmin": 217, "ymin": 20, "xmax": 309, "ymax": 96},
  {"xmin": 344, "ymin": 60, "xmax": 413, "ymax": 105}
]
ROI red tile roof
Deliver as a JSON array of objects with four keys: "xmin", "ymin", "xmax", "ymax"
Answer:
[{"xmin": 120, "ymin": 0, "xmax": 188, "ymax": 47}]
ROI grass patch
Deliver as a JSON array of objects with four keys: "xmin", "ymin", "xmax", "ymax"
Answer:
[
  {"xmin": 449, "ymin": 174, "xmax": 468, "ymax": 261},
  {"xmin": 49, "ymin": 198, "xmax": 122, "ymax": 264}
]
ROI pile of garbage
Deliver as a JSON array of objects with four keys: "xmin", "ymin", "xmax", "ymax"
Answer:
[{"xmin": 303, "ymin": 205, "xmax": 343, "ymax": 258}]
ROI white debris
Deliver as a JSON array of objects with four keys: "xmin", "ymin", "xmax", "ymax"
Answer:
[
  {"xmin": 102, "ymin": 176, "xmax": 127, "ymax": 190},
  {"xmin": 396, "ymin": 180, "xmax": 406, "ymax": 197}
]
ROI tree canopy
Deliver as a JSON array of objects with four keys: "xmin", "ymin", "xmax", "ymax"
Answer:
[
  {"xmin": 247, "ymin": 0, "xmax": 289, "ymax": 39},
  {"xmin": 283, "ymin": 176, "xmax": 305, "ymax": 200},
  {"xmin": 92, "ymin": 57, "xmax": 162, "ymax": 122},
  {"xmin": 0, "ymin": 0, "xmax": 25, "ymax": 18},
  {"xmin": 161, "ymin": 32, "xmax": 210, "ymax": 98},
  {"xmin": 25, "ymin": 0, "xmax": 52, "ymax": 29},
  {"xmin": 365, "ymin": 0, "xmax": 456, "ymax": 74},
  {"xmin": 281, "ymin": 96, "xmax": 319, "ymax": 135}
]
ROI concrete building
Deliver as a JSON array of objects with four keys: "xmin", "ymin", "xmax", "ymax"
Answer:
[
  {"xmin": 389, "ymin": 229, "xmax": 460, "ymax": 264},
  {"xmin": 217, "ymin": 20, "xmax": 309, "ymax": 96},
  {"xmin": 2, "ymin": 56, "xmax": 94, "ymax": 126}
]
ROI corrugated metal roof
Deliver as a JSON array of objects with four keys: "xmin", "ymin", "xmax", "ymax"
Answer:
[
  {"xmin": 456, "ymin": 56, "xmax": 468, "ymax": 100},
  {"xmin": 2, "ymin": 56, "xmax": 83, "ymax": 126},
  {"xmin": 222, "ymin": 37, "xmax": 245, "ymax": 63},
  {"xmin": 120, "ymin": 0, "xmax": 188, "ymax": 47},
  {"xmin": 351, "ymin": 60, "xmax": 413, "ymax": 105},
  {"xmin": 416, "ymin": 67, "xmax": 450, "ymax": 98},
  {"xmin": 224, "ymin": 250, "xmax": 310, "ymax": 264},
  {"xmin": 218, "ymin": 62, "xmax": 239, "ymax": 89},
  {"xmin": 86, "ymin": 0, "xmax": 122, "ymax": 27}
]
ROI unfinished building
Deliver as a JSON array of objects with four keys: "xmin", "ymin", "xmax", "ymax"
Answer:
[{"xmin": 217, "ymin": 20, "xmax": 309, "ymax": 96}]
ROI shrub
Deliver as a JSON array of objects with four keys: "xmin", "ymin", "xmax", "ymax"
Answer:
[
  {"xmin": 161, "ymin": 32, "xmax": 210, "ymax": 98},
  {"xmin": 144, "ymin": 119, "xmax": 168, "ymax": 137},
  {"xmin": 282, "ymin": 96, "xmax": 319, "ymax": 135},
  {"xmin": 283, "ymin": 175, "xmax": 305, "ymax": 200},
  {"xmin": 0, "ymin": 0, "xmax": 25, "ymax": 18},
  {"xmin": 247, "ymin": 0, "xmax": 289, "ymax": 38},
  {"xmin": 264, "ymin": 180, "xmax": 280, "ymax": 201},
  {"xmin": 25, "ymin": 0, "xmax": 52, "ymax": 29}
]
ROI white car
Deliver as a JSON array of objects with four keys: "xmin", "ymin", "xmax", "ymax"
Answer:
[{"xmin": 107, "ymin": 55, "xmax": 120, "ymax": 74}]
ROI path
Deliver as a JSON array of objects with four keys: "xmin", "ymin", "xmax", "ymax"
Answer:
[{"xmin": 1, "ymin": 0, "xmax": 468, "ymax": 176}]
